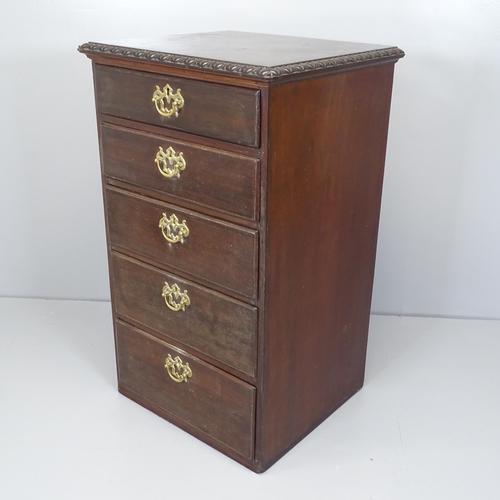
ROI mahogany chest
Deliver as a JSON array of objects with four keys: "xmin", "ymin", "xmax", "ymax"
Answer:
[{"xmin": 79, "ymin": 31, "xmax": 404, "ymax": 472}]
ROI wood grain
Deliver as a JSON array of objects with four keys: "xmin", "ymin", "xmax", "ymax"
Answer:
[
  {"xmin": 80, "ymin": 31, "xmax": 403, "ymax": 81},
  {"xmin": 112, "ymin": 252, "xmax": 257, "ymax": 377},
  {"xmin": 105, "ymin": 187, "xmax": 259, "ymax": 299},
  {"xmin": 94, "ymin": 64, "xmax": 261, "ymax": 147},
  {"xmin": 100, "ymin": 123, "xmax": 260, "ymax": 220},
  {"xmin": 115, "ymin": 320, "xmax": 256, "ymax": 459},
  {"xmin": 259, "ymin": 63, "xmax": 395, "ymax": 467}
]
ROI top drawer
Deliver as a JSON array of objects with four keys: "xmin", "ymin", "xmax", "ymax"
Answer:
[{"xmin": 94, "ymin": 65, "xmax": 261, "ymax": 147}]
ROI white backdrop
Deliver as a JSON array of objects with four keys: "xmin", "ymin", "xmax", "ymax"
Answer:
[{"xmin": 1, "ymin": 0, "xmax": 499, "ymax": 319}]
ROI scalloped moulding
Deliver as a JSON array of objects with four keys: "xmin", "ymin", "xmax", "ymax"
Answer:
[{"xmin": 79, "ymin": 31, "xmax": 404, "ymax": 473}]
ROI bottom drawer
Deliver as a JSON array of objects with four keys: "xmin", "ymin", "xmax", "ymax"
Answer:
[{"xmin": 115, "ymin": 321, "xmax": 256, "ymax": 459}]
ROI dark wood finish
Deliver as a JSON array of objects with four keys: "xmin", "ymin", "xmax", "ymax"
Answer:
[
  {"xmin": 90, "ymin": 55, "xmax": 268, "ymax": 89},
  {"xmin": 106, "ymin": 187, "xmax": 259, "ymax": 299},
  {"xmin": 101, "ymin": 123, "xmax": 260, "ymax": 220},
  {"xmin": 100, "ymin": 113, "xmax": 263, "ymax": 158},
  {"xmin": 259, "ymin": 64, "xmax": 395, "ymax": 466},
  {"xmin": 79, "ymin": 31, "xmax": 404, "ymax": 81},
  {"xmin": 106, "ymin": 177, "xmax": 260, "ymax": 232},
  {"xmin": 115, "ymin": 321, "xmax": 256, "ymax": 459},
  {"xmin": 82, "ymin": 31, "xmax": 403, "ymax": 473},
  {"xmin": 112, "ymin": 252, "xmax": 257, "ymax": 377},
  {"xmin": 94, "ymin": 64, "xmax": 261, "ymax": 147}
]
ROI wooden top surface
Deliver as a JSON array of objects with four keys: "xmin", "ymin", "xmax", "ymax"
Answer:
[{"xmin": 78, "ymin": 31, "xmax": 404, "ymax": 80}]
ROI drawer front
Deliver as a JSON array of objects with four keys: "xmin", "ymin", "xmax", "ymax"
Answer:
[
  {"xmin": 106, "ymin": 188, "xmax": 258, "ymax": 299},
  {"xmin": 116, "ymin": 321, "xmax": 256, "ymax": 459},
  {"xmin": 112, "ymin": 253, "xmax": 257, "ymax": 377},
  {"xmin": 95, "ymin": 65, "xmax": 261, "ymax": 147},
  {"xmin": 101, "ymin": 124, "xmax": 259, "ymax": 220}
]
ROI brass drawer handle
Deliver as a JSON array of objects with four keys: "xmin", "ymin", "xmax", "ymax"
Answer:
[
  {"xmin": 159, "ymin": 213, "xmax": 189, "ymax": 243},
  {"xmin": 155, "ymin": 146, "xmax": 186, "ymax": 178},
  {"xmin": 165, "ymin": 354, "xmax": 192, "ymax": 383},
  {"xmin": 162, "ymin": 282, "xmax": 190, "ymax": 312},
  {"xmin": 152, "ymin": 84, "xmax": 184, "ymax": 118}
]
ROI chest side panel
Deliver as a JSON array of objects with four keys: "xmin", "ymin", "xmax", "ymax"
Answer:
[{"xmin": 259, "ymin": 64, "xmax": 396, "ymax": 466}]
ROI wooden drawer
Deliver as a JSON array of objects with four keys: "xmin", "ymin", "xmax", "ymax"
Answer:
[
  {"xmin": 105, "ymin": 187, "xmax": 258, "ymax": 299},
  {"xmin": 112, "ymin": 252, "xmax": 257, "ymax": 377},
  {"xmin": 101, "ymin": 124, "xmax": 260, "ymax": 220},
  {"xmin": 115, "ymin": 321, "xmax": 256, "ymax": 459},
  {"xmin": 94, "ymin": 64, "xmax": 261, "ymax": 147}
]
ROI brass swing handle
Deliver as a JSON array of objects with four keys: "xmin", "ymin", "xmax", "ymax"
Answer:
[
  {"xmin": 152, "ymin": 84, "xmax": 184, "ymax": 118},
  {"xmin": 165, "ymin": 354, "xmax": 192, "ymax": 383},
  {"xmin": 162, "ymin": 281, "xmax": 190, "ymax": 312},
  {"xmin": 158, "ymin": 213, "xmax": 189, "ymax": 243},
  {"xmin": 155, "ymin": 146, "xmax": 186, "ymax": 179}
]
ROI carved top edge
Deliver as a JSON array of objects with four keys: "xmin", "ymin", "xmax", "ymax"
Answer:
[{"xmin": 77, "ymin": 42, "xmax": 405, "ymax": 79}]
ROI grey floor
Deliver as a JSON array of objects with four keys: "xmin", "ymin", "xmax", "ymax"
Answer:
[{"xmin": 1, "ymin": 297, "xmax": 499, "ymax": 499}]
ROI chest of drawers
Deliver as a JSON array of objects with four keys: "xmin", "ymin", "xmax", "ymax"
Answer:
[{"xmin": 79, "ymin": 31, "xmax": 404, "ymax": 472}]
